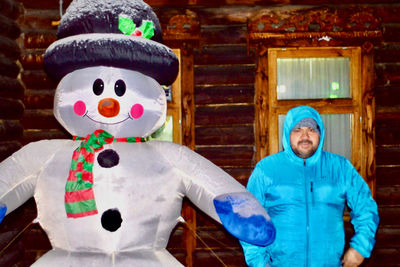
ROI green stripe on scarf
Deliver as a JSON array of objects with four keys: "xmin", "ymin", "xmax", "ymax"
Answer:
[{"xmin": 65, "ymin": 199, "xmax": 97, "ymax": 214}]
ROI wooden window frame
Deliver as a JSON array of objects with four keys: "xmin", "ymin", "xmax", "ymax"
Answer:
[
  {"xmin": 255, "ymin": 46, "xmax": 376, "ymax": 194},
  {"xmin": 167, "ymin": 49, "xmax": 182, "ymax": 144}
]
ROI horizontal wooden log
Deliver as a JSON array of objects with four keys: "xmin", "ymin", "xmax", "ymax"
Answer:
[
  {"xmin": 0, "ymin": 229, "xmax": 19, "ymax": 249},
  {"xmin": 223, "ymin": 167, "xmax": 252, "ymax": 186},
  {"xmin": 21, "ymin": 129, "xmax": 70, "ymax": 145},
  {"xmin": 19, "ymin": 9, "xmax": 60, "ymax": 31},
  {"xmin": 0, "ymin": 198, "xmax": 37, "ymax": 265},
  {"xmin": 15, "ymin": 250, "xmax": 39, "ymax": 267},
  {"xmin": 367, "ymin": 248, "xmax": 400, "ymax": 266},
  {"xmin": 166, "ymin": 227, "xmax": 185, "ymax": 249},
  {"xmin": 195, "ymin": 145, "xmax": 254, "ymax": 168},
  {"xmin": 0, "ymin": 0, "xmax": 21, "ymax": 20},
  {"xmin": 23, "ymin": 31, "xmax": 56, "ymax": 49},
  {"xmin": 19, "ymin": 226, "xmax": 51, "ymax": 251},
  {"xmin": 195, "ymin": 84, "xmax": 254, "ymax": 105},
  {"xmin": 375, "ymin": 112, "xmax": 400, "ymax": 146},
  {"xmin": 0, "ymin": 198, "xmax": 36, "ymax": 231},
  {"xmin": 23, "ymin": 89, "xmax": 54, "ymax": 109},
  {"xmin": 0, "ymin": 13, "xmax": 20, "ymax": 39},
  {"xmin": 376, "ymin": 86, "xmax": 400, "ymax": 107},
  {"xmin": 375, "ymin": 62, "xmax": 400, "ymax": 73},
  {"xmin": 194, "ymin": 44, "xmax": 254, "ymax": 65},
  {"xmin": 21, "ymin": 70, "xmax": 57, "ymax": 90},
  {"xmin": 376, "ymin": 147, "xmax": 400, "ymax": 166},
  {"xmin": 375, "ymin": 67, "xmax": 400, "ymax": 87},
  {"xmin": 375, "ymin": 227, "xmax": 400, "ymax": 248},
  {"xmin": 378, "ymin": 206, "xmax": 400, "ymax": 226},
  {"xmin": 0, "ymin": 240, "xmax": 24, "ymax": 267},
  {"xmin": 0, "ymin": 75, "xmax": 24, "ymax": 99},
  {"xmin": 0, "ymin": 36, "xmax": 20, "ymax": 59},
  {"xmin": 21, "ymin": 109, "xmax": 60, "ymax": 129},
  {"xmin": 200, "ymin": 24, "xmax": 247, "ymax": 45},
  {"xmin": 195, "ymin": 125, "xmax": 254, "ymax": 145},
  {"xmin": 376, "ymin": 6, "xmax": 400, "ymax": 23},
  {"xmin": 382, "ymin": 24, "xmax": 400, "ymax": 42},
  {"xmin": 376, "ymin": 126, "xmax": 400, "ymax": 147},
  {"xmin": 195, "ymin": 64, "xmax": 255, "ymax": 85},
  {"xmin": 376, "ymin": 166, "xmax": 400, "ymax": 186},
  {"xmin": 376, "ymin": 186, "xmax": 400, "ymax": 205},
  {"xmin": 0, "ymin": 97, "xmax": 24, "ymax": 119},
  {"xmin": 0, "ymin": 140, "xmax": 21, "ymax": 160},
  {"xmin": 0, "ymin": 55, "xmax": 20, "ymax": 78},
  {"xmin": 375, "ymin": 44, "xmax": 400, "ymax": 63},
  {"xmin": 193, "ymin": 250, "xmax": 246, "ymax": 267},
  {"xmin": 0, "ymin": 119, "xmax": 23, "ymax": 140},
  {"xmin": 195, "ymin": 105, "xmax": 254, "ymax": 126},
  {"xmin": 20, "ymin": 49, "xmax": 45, "ymax": 70},
  {"xmin": 17, "ymin": 0, "xmax": 72, "ymax": 9},
  {"xmin": 195, "ymin": 226, "xmax": 242, "ymax": 249}
]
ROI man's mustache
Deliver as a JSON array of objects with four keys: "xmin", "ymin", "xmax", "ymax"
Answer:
[{"xmin": 298, "ymin": 140, "xmax": 313, "ymax": 145}]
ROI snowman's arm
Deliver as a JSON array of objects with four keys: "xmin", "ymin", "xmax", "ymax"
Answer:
[
  {"xmin": 157, "ymin": 141, "xmax": 275, "ymax": 246},
  {"xmin": 0, "ymin": 140, "xmax": 69, "ymax": 222}
]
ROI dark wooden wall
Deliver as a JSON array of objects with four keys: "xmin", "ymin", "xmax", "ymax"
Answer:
[{"xmin": 0, "ymin": 0, "xmax": 399, "ymax": 266}]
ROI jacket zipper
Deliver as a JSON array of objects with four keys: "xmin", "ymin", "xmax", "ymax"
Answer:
[{"xmin": 304, "ymin": 159, "xmax": 309, "ymax": 267}]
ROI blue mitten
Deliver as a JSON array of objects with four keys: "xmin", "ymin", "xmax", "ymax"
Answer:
[
  {"xmin": 0, "ymin": 203, "xmax": 6, "ymax": 224},
  {"xmin": 214, "ymin": 192, "xmax": 275, "ymax": 246}
]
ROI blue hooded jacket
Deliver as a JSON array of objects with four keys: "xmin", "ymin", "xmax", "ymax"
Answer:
[{"xmin": 240, "ymin": 106, "xmax": 379, "ymax": 267}]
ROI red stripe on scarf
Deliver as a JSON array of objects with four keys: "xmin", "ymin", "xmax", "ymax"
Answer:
[{"xmin": 65, "ymin": 189, "xmax": 95, "ymax": 203}]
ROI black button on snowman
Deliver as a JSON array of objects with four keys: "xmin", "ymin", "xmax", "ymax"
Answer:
[{"xmin": 0, "ymin": 0, "xmax": 275, "ymax": 266}]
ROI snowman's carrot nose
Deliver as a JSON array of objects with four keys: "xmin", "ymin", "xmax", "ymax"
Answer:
[{"xmin": 98, "ymin": 98, "xmax": 120, "ymax": 117}]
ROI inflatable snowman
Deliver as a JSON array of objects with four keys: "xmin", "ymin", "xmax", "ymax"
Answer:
[{"xmin": 0, "ymin": 0, "xmax": 275, "ymax": 266}]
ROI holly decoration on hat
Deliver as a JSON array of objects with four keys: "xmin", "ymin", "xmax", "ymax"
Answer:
[{"xmin": 118, "ymin": 15, "xmax": 155, "ymax": 39}]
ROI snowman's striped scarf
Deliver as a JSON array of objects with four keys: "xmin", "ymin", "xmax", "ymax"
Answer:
[{"xmin": 65, "ymin": 129, "xmax": 147, "ymax": 218}]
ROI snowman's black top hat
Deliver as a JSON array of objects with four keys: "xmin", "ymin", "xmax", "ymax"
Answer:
[{"xmin": 44, "ymin": 0, "xmax": 178, "ymax": 86}]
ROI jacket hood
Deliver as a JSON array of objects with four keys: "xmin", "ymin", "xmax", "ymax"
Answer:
[{"xmin": 282, "ymin": 106, "xmax": 325, "ymax": 166}]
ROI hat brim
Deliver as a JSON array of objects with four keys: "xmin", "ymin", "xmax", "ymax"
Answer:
[{"xmin": 44, "ymin": 34, "xmax": 179, "ymax": 85}]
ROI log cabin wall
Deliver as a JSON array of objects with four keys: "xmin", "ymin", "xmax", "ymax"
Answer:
[
  {"xmin": 0, "ymin": 0, "xmax": 30, "ymax": 266},
  {"xmin": 0, "ymin": 0, "xmax": 24, "ymax": 161},
  {"xmin": 0, "ymin": 0, "xmax": 399, "ymax": 266}
]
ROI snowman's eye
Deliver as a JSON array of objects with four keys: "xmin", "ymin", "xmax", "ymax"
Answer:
[
  {"xmin": 93, "ymin": 79, "xmax": 104, "ymax": 96},
  {"xmin": 114, "ymin": 79, "xmax": 126, "ymax": 97}
]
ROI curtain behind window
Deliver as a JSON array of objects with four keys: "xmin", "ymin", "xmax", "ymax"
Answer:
[{"xmin": 277, "ymin": 58, "xmax": 351, "ymax": 100}]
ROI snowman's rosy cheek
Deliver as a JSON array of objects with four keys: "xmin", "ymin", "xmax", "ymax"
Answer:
[
  {"xmin": 73, "ymin": 100, "xmax": 86, "ymax": 116},
  {"xmin": 130, "ymin": 104, "xmax": 144, "ymax": 119}
]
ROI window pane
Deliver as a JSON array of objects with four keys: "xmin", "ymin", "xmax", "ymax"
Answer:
[
  {"xmin": 150, "ymin": 115, "xmax": 173, "ymax": 142},
  {"xmin": 277, "ymin": 58, "xmax": 351, "ymax": 100},
  {"xmin": 278, "ymin": 113, "xmax": 351, "ymax": 160}
]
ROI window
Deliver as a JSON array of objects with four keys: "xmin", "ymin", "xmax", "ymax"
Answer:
[
  {"xmin": 267, "ymin": 47, "xmax": 361, "ymax": 160},
  {"xmin": 255, "ymin": 46, "xmax": 375, "ymax": 192},
  {"xmin": 151, "ymin": 49, "xmax": 182, "ymax": 144}
]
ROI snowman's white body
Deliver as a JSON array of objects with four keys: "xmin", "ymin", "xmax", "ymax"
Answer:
[
  {"xmin": 0, "ymin": 67, "xmax": 271, "ymax": 266},
  {"xmin": 6, "ymin": 139, "xmax": 239, "ymax": 266}
]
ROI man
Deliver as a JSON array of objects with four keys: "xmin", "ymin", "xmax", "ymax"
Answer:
[{"xmin": 240, "ymin": 106, "xmax": 379, "ymax": 267}]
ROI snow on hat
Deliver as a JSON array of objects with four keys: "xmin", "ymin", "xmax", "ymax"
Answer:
[
  {"xmin": 44, "ymin": 0, "xmax": 179, "ymax": 85},
  {"xmin": 292, "ymin": 117, "xmax": 320, "ymax": 136}
]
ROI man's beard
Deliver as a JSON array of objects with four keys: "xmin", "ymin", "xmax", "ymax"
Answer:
[{"xmin": 292, "ymin": 140, "xmax": 318, "ymax": 159}]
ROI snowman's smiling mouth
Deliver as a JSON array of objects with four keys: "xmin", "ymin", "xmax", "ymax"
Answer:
[{"xmin": 84, "ymin": 111, "xmax": 132, "ymax": 125}]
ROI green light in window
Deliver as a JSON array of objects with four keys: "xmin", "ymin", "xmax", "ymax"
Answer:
[
  {"xmin": 331, "ymin": 82, "xmax": 340, "ymax": 91},
  {"xmin": 330, "ymin": 94, "xmax": 338, "ymax": 98}
]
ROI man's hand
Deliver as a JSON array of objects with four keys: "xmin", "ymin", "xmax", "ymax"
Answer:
[{"xmin": 342, "ymin": 247, "xmax": 364, "ymax": 267}]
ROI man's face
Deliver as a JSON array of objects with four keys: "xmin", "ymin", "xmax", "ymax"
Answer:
[{"xmin": 290, "ymin": 126, "xmax": 320, "ymax": 159}]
